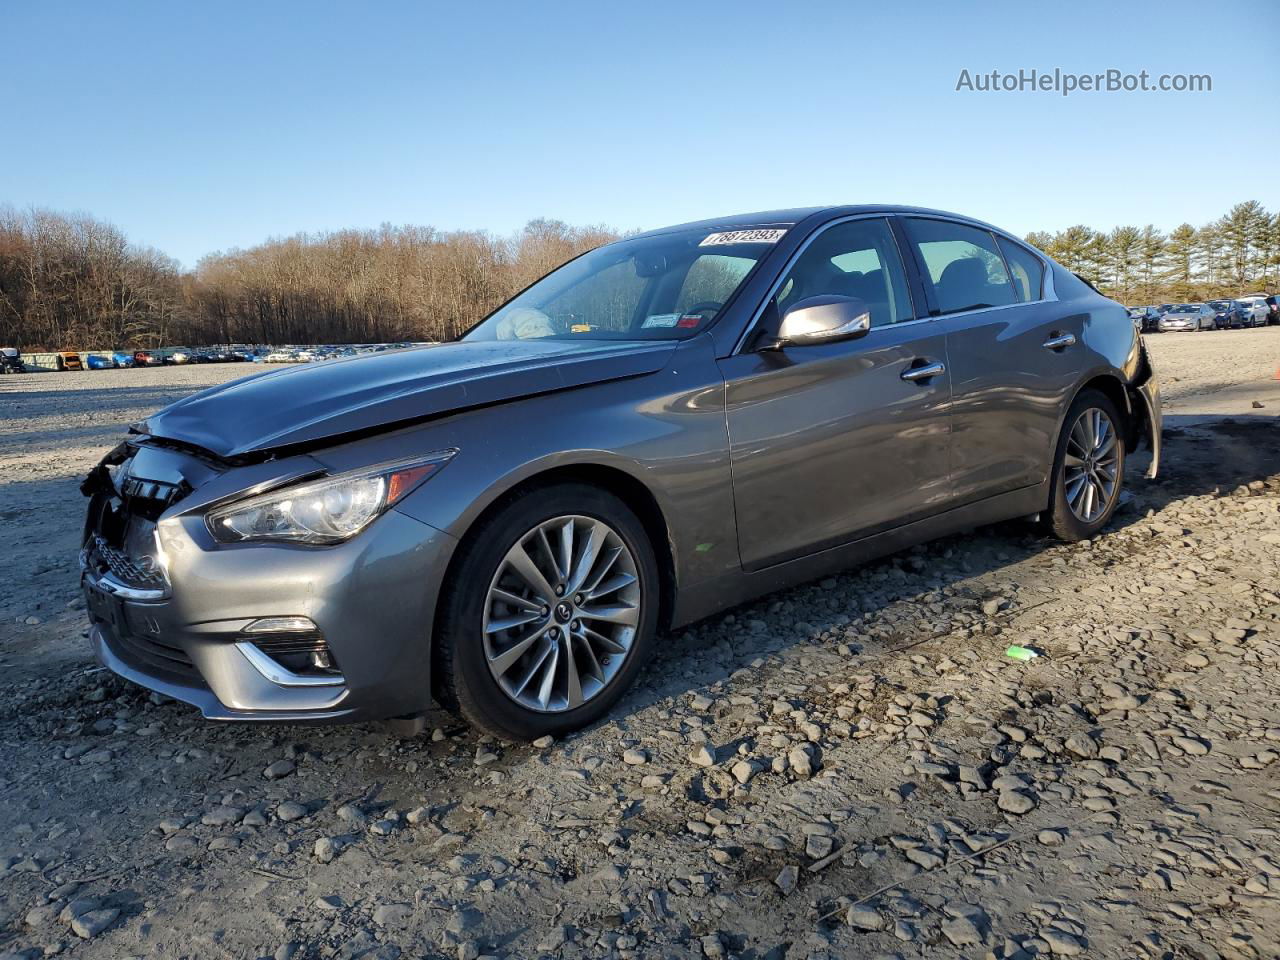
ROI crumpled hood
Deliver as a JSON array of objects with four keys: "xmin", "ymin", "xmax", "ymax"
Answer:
[{"xmin": 135, "ymin": 339, "xmax": 677, "ymax": 459}]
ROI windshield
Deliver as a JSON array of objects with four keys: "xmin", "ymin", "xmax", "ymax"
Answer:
[
  {"xmin": 464, "ymin": 227, "xmax": 785, "ymax": 342},
  {"xmin": 1208, "ymin": 301, "xmax": 1230, "ymax": 309},
  {"xmin": 1172, "ymin": 304, "xmax": 1199, "ymax": 312}
]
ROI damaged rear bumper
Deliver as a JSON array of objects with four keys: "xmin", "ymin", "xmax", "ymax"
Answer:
[{"xmin": 1128, "ymin": 341, "xmax": 1162, "ymax": 479}]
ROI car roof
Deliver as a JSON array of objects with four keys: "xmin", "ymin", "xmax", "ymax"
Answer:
[{"xmin": 630, "ymin": 205, "xmax": 1012, "ymax": 239}]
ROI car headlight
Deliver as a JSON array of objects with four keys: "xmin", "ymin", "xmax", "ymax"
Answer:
[{"xmin": 206, "ymin": 451, "xmax": 455, "ymax": 545}]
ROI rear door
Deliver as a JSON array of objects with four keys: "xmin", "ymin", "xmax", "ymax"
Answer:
[
  {"xmin": 718, "ymin": 216, "xmax": 953, "ymax": 570},
  {"xmin": 899, "ymin": 217, "xmax": 1080, "ymax": 504}
]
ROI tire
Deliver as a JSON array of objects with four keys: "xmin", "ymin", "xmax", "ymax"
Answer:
[
  {"xmin": 1046, "ymin": 389, "xmax": 1126, "ymax": 542},
  {"xmin": 434, "ymin": 483, "xmax": 660, "ymax": 741}
]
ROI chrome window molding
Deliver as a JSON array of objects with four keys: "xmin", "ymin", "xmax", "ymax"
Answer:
[{"xmin": 732, "ymin": 213, "xmax": 924, "ymax": 356}]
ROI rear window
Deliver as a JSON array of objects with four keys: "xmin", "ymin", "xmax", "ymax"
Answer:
[{"xmin": 902, "ymin": 219, "xmax": 1016, "ymax": 314}]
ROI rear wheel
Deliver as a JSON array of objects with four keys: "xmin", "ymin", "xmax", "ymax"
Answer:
[
  {"xmin": 1046, "ymin": 389, "xmax": 1126, "ymax": 542},
  {"xmin": 435, "ymin": 483, "xmax": 659, "ymax": 741}
]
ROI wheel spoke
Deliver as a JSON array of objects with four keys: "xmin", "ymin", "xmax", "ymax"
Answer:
[
  {"xmin": 557, "ymin": 519, "xmax": 574, "ymax": 589},
  {"xmin": 490, "ymin": 587, "xmax": 543, "ymax": 613},
  {"xmin": 488, "ymin": 624, "xmax": 550, "ymax": 677},
  {"xmin": 1076, "ymin": 415, "xmax": 1094, "ymax": 453},
  {"xmin": 1064, "ymin": 453, "xmax": 1086, "ymax": 469},
  {"xmin": 1065, "ymin": 472, "xmax": 1088, "ymax": 507},
  {"xmin": 1069, "ymin": 422, "xmax": 1089, "ymax": 456},
  {"xmin": 485, "ymin": 610, "xmax": 543, "ymax": 635},
  {"xmin": 574, "ymin": 632, "xmax": 606, "ymax": 682},
  {"xmin": 582, "ymin": 545, "xmax": 622, "ymax": 594},
  {"xmin": 535, "ymin": 526, "xmax": 562, "ymax": 582},
  {"xmin": 566, "ymin": 520, "xmax": 607, "ymax": 595},
  {"xmin": 563, "ymin": 635, "xmax": 584, "ymax": 709},
  {"xmin": 1095, "ymin": 424, "xmax": 1115, "ymax": 456},
  {"xmin": 588, "ymin": 571, "xmax": 637, "ymax": 600},
  {"xmin": 580, "ymin": 602, "xmax": 639, "ymax": 627},
  {"xmin": 505, "ymin": 542, "xmax": 557, "ymax": 605},
  {"xmin": 511, "ymin": 638, "xmax": 556, "ymax": 696},
  {"xmin": 535, "ymin": 642, "xmax": 560, "ymax": 710},
  {"xmin": 582, "ymin": 623, "xmax": 627, "ymax": 655}
]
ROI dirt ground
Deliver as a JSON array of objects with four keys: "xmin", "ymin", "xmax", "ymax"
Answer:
[{"xmin": 1, "ymin": 330, "xmax": 1278, "ymax": 960}]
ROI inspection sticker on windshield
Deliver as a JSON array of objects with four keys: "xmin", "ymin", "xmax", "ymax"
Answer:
[
  {"xmin": 699, "ymin": 228, "xmax": 786, "ymax": 246},
  {"xmin": 641, "ymin": 313, "xmax": 682, "ymax": 328}
]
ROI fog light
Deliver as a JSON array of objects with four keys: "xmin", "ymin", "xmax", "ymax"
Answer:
[{"xmin": 244, "ymin": 616, "xmax": 317, "ymax": 634}]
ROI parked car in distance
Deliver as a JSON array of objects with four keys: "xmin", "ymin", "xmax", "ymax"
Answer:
[
  {"xmin": 1206, "ymin": 299, "xmax": 1242, "ymax": 328},
  {"xmin": 1127, "ymin": 305, "xmax": 1161, "ymax": 333},
  {"xmin": 133, "ymin": 350, "xmax": 155, "ymax": 367},
  {"xmin": 79, "ymin": 204, "xmax": 1161, "ymax": 741},
  {"xmin": 1158, "ymin": 303, "xmax": 1216, "ymax": 332},
  {"xmin": 1265, "ymin": 294, "xmax": 1280, "ymax": 325},
  {"xmin": 112, "ymin": 351, "xmax": 135, "ymax": 368},
  {"xmin": 263, "ymin": 349, "xmax": 293, "ymax": 363},
  {"xmin": 1234, "ymin": 296, "xmax": 1270, "ymax": 327},
  {"xmin": 165, "ymin": 348, "xmax": 193, "ymax": 365},
  {"xmin": 85, "ymin": 353, "xmax": 115, "ymax": 370},
  {"xmin": 57, "ymin": 350, "xmax": 83, "ymax": 370},
  {"xmin": 1, "ymin": 347, "xmax": 25, "ymax": 373}
]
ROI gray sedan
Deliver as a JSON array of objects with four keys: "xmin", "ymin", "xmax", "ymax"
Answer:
[
  {"xmin": 80, "ymin": 205, "xmax": 1160, "ymax": 740},
  {"xmin": 1158, "ymin": 303, "xmax": 1216, "ymax": 332}
]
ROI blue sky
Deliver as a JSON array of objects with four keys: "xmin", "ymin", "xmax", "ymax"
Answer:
[{"xmin": 3, "ymin": 0, "xmax": 1276, "ymax": 267}]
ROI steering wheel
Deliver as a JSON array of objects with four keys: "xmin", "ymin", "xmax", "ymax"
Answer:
[{"xmin": 682, "ymin": 300, "xmax": 724, "ymax": 318}]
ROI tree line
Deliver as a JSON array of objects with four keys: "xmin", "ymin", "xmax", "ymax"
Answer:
[
  {"xmin": 1, "ymin": 201, "xmax": 1276, "ymax": 350},
  {"xmin": 1025, "ymin": 201, "xmax": 1280, "ymax": 305}
]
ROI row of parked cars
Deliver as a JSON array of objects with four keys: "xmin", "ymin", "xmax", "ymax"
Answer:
[
  {"xmin": 0, "ymin": 343, "xmax": 424, "ymax": 373},
  {"xmin": 1128, "ymin": 295, "xmax": 1279, "ymax": 333},
  {"xmin": 262, "ymin": 343, "xmax": 416, "ymax": 363}
]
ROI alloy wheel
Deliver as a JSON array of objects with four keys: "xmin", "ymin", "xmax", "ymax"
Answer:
[
  {"xmin": 1063, "ymin": 407, "xmax": 1120, "ymax": 523},
  {"xmin": 482, "ymin": 515, "xmax": 641, "ymax": 713}
]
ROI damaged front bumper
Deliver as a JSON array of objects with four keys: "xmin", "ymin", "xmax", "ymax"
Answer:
[{"xmin": 80, "ymin": 439, "xmax": 457, "ymax": 722}]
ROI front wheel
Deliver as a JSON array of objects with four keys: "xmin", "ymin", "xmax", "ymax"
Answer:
[
  {"xmin": 1046, "ymin": 390, "xmax": 1126, "ymax": 541},
  {"xmin": 435, "ymin": 483, "xmax": 660, "ymax": 740}
]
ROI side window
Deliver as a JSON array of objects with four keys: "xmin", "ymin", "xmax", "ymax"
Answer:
[
  {"xmin": 996, "ymin": 237, "xmax": 1045, "ymax": 302},
  {"xmin": 773, "ymin": 218, "xmax": 914, "ymax": 327},
  {"xmin": 904, "ymin": 219, "xmax": 1017, "ymax": 314}
]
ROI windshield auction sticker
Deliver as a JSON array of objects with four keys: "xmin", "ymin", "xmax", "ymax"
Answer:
[{"xmin": 699, "ymin": 228, "xmax": 787, "ymax": 246}]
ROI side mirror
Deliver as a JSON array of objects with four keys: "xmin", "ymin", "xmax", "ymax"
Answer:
[{"xmin": 767, "ymin": 295, "xmax": 872, "ymax": 349}]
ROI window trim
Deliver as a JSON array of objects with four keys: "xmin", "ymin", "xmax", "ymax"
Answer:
[
  {"xmin": 899, "ymin": 214, "xmax": 1058, "ymax": 318},
  {"xmin": 731, "ymin": 214, "xmax": 924, "ymax": 355},
  {"xmin": 995, "ymin": 234, "xmax": 1047, "ymax": 303}
]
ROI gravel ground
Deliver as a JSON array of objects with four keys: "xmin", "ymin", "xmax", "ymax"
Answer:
[{"xmin": 1, "ymin": 331, "xmax": 1278, "ymax": 960}]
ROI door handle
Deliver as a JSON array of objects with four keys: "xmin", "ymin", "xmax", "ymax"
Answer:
[
  {"xmin": 1042, "ymin": 332, "xmax": 1077, "ymax": 350},
  {"xmin": 900, "ymin": 360, "xmax": 945, "ymax": 382}
]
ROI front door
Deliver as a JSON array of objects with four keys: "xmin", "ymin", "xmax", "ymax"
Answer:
[{"xmin": 718, "ymin": 217, "xmax": 953, "ymax": 571}]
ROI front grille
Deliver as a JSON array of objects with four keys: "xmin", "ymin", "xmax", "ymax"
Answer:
[{"xmin": 93, "ymin": 536, "xmax": 166, "ymax": 589}]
